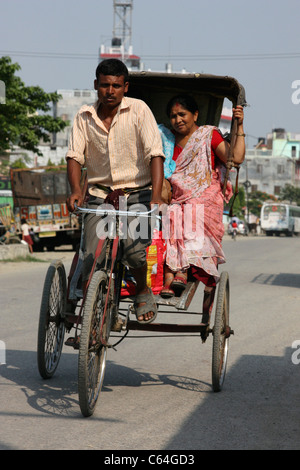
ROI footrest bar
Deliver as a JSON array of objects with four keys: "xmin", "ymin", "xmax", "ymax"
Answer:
[{"xmin": 126, "ymin": 321, "xmax": 207, "ymax": 333}]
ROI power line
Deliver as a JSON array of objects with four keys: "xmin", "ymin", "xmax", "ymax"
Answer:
[
  {"xmin": 1, "ymin": 50, "xmax": 300, "ymax": 61},
  {"xmin": 144, "ymin": 52, "xmax": 300, "ymax": 61},
  {"xmin": 0, "ymin": 50, "xmax": 98, "ymax": 60}
]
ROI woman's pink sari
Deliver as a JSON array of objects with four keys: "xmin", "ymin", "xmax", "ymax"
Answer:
[{"xmin": 164, "ymin": 125, "xmax": 233, "ymax": 282}]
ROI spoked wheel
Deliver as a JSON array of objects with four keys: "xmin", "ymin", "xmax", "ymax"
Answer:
[
  {"xmin": 78, "ymin": 270, "xmax": 112, "ymax": 417},
  {"xmin": 212, "ymin": 271, "xmax": 231, "ymax": 392},
  {"xmin": 37, "ymin": 260, "xmax": 67, "ymax": 379}
]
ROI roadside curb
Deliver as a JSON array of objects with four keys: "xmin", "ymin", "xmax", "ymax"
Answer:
[{"xmin": 0, "ymin": 243, "xmax": 30, "ymax": 260}]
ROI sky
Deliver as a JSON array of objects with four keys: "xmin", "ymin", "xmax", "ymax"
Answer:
[{"xmin": 1, "ymin": 0, "xmax": 300, "ymax": 148}]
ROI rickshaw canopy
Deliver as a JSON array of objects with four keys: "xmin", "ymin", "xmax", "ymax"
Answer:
[{"xmin": 127, "ymin": 71, "xmax": 247, "ymax": 133}]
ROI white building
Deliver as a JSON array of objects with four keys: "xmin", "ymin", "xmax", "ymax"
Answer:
[
  {"xmin": 53, "ymin": 89, "xmax": 97, "ymax": 147},
  {"xmin": 239, "ymin": 129, "xmax": 300, "ymax": 196}
]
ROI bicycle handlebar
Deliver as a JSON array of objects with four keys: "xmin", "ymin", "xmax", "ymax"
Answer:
[{"xmin": 74, "ymin": 203, "xmax": 161, "ymax": 219}]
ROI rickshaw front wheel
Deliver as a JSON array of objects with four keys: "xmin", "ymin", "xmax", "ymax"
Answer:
[{"xmin": 78, "ymin": 270, "xmax": 113, "ymax": 417}]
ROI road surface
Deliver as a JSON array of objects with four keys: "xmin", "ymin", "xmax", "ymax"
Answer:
[{"xmin": 1, "ymin": 236, "xmax": 300, "ymax": 450}]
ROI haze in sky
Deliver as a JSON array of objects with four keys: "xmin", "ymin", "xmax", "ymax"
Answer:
[{"xmin": 1, "ymin": 0, "xmax": 300, "ymax": 148}]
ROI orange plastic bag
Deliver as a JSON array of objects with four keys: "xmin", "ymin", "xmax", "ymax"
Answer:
[{"xmin": 120, "ymin": 229, "xmax": 166, "ymax": 296}]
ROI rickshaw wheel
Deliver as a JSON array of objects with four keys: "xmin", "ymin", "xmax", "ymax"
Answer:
[
  {"xmin": 37, "ymin": 260, "xmax": 67, "ymax": 379},
  {"xmin": 212, "ymin": 271, "xmax": 230, "ymax": 392},
  {"xmin": 78, "ymin": 270, "xmax": 112, "ymax": 417}
]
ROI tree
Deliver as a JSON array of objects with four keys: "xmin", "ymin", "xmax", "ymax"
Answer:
[
  {"xmin": 279, "ymin": 184, "xmax": 300, "ymax": 205},
  {"xmin": 225, "ymin": 187, "xmax": 277, "ymax": 219},
  {"xmin": 247, "ymin": 190, "xmax": 277, "ymax": 217},
  {"xmin": 224, "ymin": 185, "xmax": 246, "ymax": 218},
  {"xmin": 0, "ymin": 56, "xmax": 68, "ymax": 157}
]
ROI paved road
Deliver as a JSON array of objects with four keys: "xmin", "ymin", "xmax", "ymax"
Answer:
[{"xmin": 1, "ymin": 236, "xmax": 300, "ymax": 450}]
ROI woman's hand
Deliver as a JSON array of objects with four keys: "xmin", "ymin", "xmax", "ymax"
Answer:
[
  {"xmin": 232, "ymin": 105, "xmax": 244, "ymax": 126},
  {"xmin": 232, "ymin": 105, "xmax": 245, "ymax": 164},
  {"xmin": 215, "ymin": 105, "xmax": 246, "ymax": 165}
]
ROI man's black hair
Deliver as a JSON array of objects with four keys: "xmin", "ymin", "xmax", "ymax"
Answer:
[{"xmin": 95, "ymin": 59, "xmax": 129, "ymax": 83}]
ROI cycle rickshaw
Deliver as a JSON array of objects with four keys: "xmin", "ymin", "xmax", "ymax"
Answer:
[{"xmin": 37, "ymin": 71, "xmax": 246, "ymax": 417}]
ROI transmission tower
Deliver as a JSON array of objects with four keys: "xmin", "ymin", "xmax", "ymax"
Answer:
[
  {"xmin": 113, "ymin": 0, "xmax": 133, "ymax": 54},
  {"xmin": 99, "ymin": 0, "xmax": 140, "ymax": 70}
]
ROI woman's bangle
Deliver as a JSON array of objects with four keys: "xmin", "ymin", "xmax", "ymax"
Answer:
[{"xmin": 236, "ymin": 133, "xmax": 246, "ymax": 137}]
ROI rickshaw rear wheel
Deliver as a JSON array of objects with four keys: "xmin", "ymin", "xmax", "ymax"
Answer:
[
  {"xmin": 212, "ymin": 271, "xmax": 230, "ymax": 392},
  {"xmin": 78, "ymin": 270, "xmax": 112, "ymax": 417},
  {"xmin": 37, "ymin": 260, "xmax": 67, "ymax": 379}
]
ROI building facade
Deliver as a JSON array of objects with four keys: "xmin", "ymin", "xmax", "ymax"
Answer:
[
  {"xmin": 239, "ymin": 129, "xmax": 300, "ymax": 196},
  {"xmin": 53, "ymin": 89, "xmax": 97, "ymax": 147}
]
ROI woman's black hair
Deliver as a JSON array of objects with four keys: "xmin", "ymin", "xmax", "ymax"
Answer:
[
  {"xmin": 166, "ymin": 94, "xmax": 199, "ymax": 117},
  {"xmin": 95, "ymin": 58, "xmax": 129, "ymax": 83}
]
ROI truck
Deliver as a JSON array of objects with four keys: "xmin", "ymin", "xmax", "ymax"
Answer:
[{"xmin": 10, "ymin": 166, "xmax": 82, "ymax": 251}]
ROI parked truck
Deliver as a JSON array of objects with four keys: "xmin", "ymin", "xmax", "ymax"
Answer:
[{"xmin": 10, "ymin": 166, "xmax": 82, "ymax": 251}]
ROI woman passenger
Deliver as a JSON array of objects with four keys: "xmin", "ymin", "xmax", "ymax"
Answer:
[{"xmin": 160, "ymin": 94, "xmax": 245, "ymax": 325}]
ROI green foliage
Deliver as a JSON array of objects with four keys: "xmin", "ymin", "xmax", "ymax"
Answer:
[
  {"xmin": 225, "ymin": 187, "xmax": 277, "ymax": 218},
  {"xmin": 224, "ymin": 185, "xmax": 246, "ymax": 218},
  {"xmin": 45, "ymin": 158, "xmax": 66, "ymax": 171},
  {"xmin": 0, "ymin": 56, "xmax": 68, "ymax": 156},
  {"xmin": 0, "ymin": 255, "xmax": 46, "ymax": 263},
  {"xmin": 279, "ymin": 184, "xmax": 300, "ymax": 205},
  {"xmin": 11, "ymin": 158, "xmax": 29, "ymax": 169},
  {"xmin": 247, "ymin": 190, "xmax": 277, "ymax": 217},
  {"xmin": 0, "ymin": 158, "xmax": 11, "ymax": 175}
]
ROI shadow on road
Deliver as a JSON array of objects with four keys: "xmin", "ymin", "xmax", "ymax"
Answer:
[
  {"xmin": 2, "ymin": 345, "xmax": 300, "ymax": 449},
  {"xmin": 1, "ymin": 349, "xmax": 210, "ymax": 419},
  {"xmin": 165, "ymin": 347, "xmax": 300, "ymax": 450},
  {"xmin": 251, "ymin": 273, "xmax": 300, "ymax": 288}
]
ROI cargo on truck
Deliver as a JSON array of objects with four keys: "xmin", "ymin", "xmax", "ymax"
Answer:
[{"xmin": 10, "ymin": 166, "xmax": 81, "ymax": 251}]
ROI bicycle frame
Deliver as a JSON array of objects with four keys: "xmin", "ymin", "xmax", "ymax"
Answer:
[{"xmin": 72, "ymin": 205, "xmax": 160, "ymax": 344}]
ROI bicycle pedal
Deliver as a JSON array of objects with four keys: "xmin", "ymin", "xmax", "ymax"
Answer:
[{"xmin": 65, "ymin": 336, "xmax": 80, "ymax": 349}]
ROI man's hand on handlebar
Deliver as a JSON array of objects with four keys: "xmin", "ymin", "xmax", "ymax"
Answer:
[
  {"xmin": 66, "ymin": 192, "xmax": 83, "ymax": 212},
  {"xmin": 150, "ymin": 197, "xmax": 168, "ymax": 216}
]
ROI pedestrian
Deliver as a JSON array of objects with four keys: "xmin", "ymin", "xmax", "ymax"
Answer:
[{"xmin": 21, "ymin": 218, "xmax": 33, "ymax": 253}]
